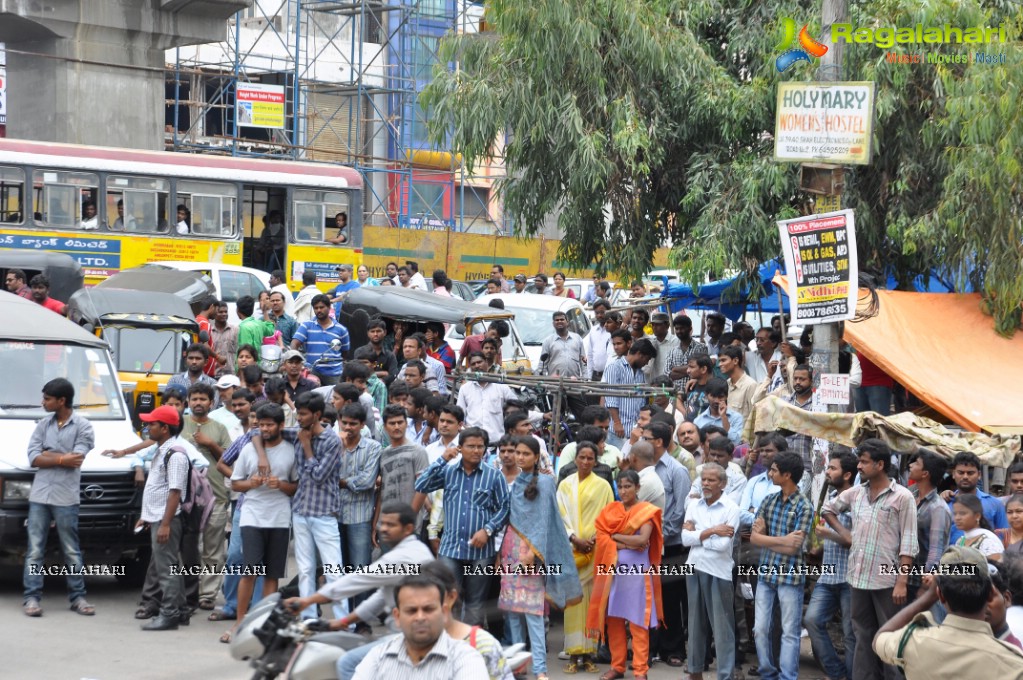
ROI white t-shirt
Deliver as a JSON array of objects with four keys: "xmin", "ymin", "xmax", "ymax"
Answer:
[
  {"xmin": 232, "ymin": 440, "xmax": 297, "ymax": 528},
  {"xmin": 956, "ymin": 527, "xmax": 1004, "ymax": 557}
]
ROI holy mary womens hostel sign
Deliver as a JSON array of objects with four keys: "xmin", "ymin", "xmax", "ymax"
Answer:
[
  {"xmin": 774, "ymin": 82, "xmax": 875, "ymax": 164},
  {"xmin": 778, "ymin": 210, "xmax": 858, "ymax": 324}
]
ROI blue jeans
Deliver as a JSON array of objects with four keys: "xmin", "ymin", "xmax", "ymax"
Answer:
[
  {"xmin": 754, "ymin": 581, "xmax": 802, "ymax": 680},
  {"xmin": 222, "ymin": 502, "xmax": 264, "ymax": 615},
  {"xmin": 507, "ymin": 611, "xmax": 547, "ymax": 675},
  {"xmin": 854, "ymin": 385, "xmax": 892, "ymax": 416},
  {"xmin": 440, "ymin": 555, "xmax": 491, "ymax": 626},
  {"xmin": 23, "ymin": 502, "xmax": 87, "ymax": 604},
  {"xmin": 340, "ymin": 521, "xmax": 373, "ymax": 610},
  {"xmin": 687, "ymin": 570, "xmax": 735, "ymax": 679},
  {"xmin": 294, "ymin": 514, "xmax": 348, "ymax": 620},
  {"xmin": 336, "ymin": 636, "xmax": 386, "ymax": 680},
  {"xmin": 805, "ymin": 581, "xmax": 855, "ymax": 680}
]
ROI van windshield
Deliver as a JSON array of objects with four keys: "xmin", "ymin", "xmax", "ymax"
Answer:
[
  {"xmin": 0, "ymin": 341, "xmax": 126, "ymax": 419},
  {"xmin": 105, "ymin": 327, "xmax": 189, "ymax": 375}
]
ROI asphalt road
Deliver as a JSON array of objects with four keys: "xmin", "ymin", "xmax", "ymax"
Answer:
[{"xmin": 0, "ymin": 573, "xmax": 827, "ymax": 679}]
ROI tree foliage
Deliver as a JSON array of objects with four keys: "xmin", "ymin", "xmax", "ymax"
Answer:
[{"xmin": 423, "ymin": 0, "xmax": 1023, "ymax": 335}]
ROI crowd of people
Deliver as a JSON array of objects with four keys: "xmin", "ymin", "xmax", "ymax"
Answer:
[{"xmin": 16, "ymin": 262, "xmax": 1023, "ymax": 680}]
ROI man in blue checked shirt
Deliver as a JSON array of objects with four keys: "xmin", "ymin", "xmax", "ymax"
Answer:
[
  {"xmin": 412, "ymin": 426, "xmax": 510, "ymax": 626},
  {"xmin": 250, "ymin": 392, "xmax": 347, "ymax": 621},
  {"xmin": 291, "ymin": 294, "xmax": 350, "ymax": 387}
]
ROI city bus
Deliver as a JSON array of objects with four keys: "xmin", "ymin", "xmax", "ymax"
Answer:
[{"xmin": 0, "ymin": 138, "xmax": 364, "ymax": 292}]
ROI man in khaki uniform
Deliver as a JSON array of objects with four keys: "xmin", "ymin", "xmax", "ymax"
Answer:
[{"xmin": 874, "ymin": 545, "xmax": 1023, "ymax": 679}]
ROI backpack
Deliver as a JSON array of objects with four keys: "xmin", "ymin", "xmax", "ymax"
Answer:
[{"xmin": 165, "ymin": 445, "xmax": 215, "ymax": 533}]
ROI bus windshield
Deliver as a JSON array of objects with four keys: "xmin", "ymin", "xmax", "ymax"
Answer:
[{"xmin": 0, "ymin": 341, "xmax": 126, "ymax": 419}]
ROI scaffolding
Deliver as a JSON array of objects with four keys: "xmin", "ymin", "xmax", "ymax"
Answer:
[{"xmin": 166, "ymin": 0, "xmax": 503, "ymax": 233}]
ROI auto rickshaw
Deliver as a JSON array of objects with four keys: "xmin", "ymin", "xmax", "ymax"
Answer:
[
  {"xmin": 66, "ymin": 287, "xmax": 201, "ymax": 432},
  {"xmin": 96, "ymin": 267, "xmax": 217, "ymax": 316},
  {"xmin": 338, "ymin": 286, "xmax": 532, "ymax": 373},
  {"xmin": 0, "ymin": 251, "xmax": 84, "ymax": 302}
]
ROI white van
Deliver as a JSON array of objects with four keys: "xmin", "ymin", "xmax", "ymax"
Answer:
[{"xmin": 0, "ymin": 295, "xmax": 147, "ymax": 582}]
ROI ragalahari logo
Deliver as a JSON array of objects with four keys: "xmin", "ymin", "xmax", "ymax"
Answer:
[{"xmin": 775, "ymin": 17, "xmax": 829, "ymax": 72}]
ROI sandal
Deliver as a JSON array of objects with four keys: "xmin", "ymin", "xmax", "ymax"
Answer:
[
  {"xmin": 581, "ymin": 660, "xmax": 599, "ymax": 673},
  {"xmin": 135, "ymin": 604, "xmax": 158, "ymax": 620},
  {"xmin": 23, "ymin": 599, "xmax": 42, "ymax": 617},
  {"xmin": 219, "ymin": 630, "xmax": 233, "ymax": 644},
  {"xmin": 600, "ymin": 671, "xmax": 624, "ymax": 680},
  {"xmin": 198, "ymin": 599, "xmax": 216, "ymax": 611},
  {"xmin": 208, "ymin": 609, "xmax": 237, "ymax": 621},
  {"xmin": 564, "ymin": 661, "xmax": 579, "ymax": 674},
  {"xmin": 70, "ymin": 598, "xmax": 95, "ymax": 616},
  {"xmin": 665, "ymin": 655, "xmax": 685, "ymax": 668}
]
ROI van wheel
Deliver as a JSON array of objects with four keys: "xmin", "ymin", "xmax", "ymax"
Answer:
[{"xmin": 115, "ymin": 548, "xmax": 150, "ymax": 587}]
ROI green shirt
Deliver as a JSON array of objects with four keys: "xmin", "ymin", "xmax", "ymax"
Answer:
[
  {"xmin": 238, "ymin": 316, "xmax": 275, "ymax": 354},
  {"xmin": 180, "ymin": 417, "xmax": 233, "ymax": 502}
]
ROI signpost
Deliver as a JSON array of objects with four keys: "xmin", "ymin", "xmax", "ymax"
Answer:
[
  {"xmin": 777, "ymin": 208, "xmax": 858, "ymax": 324},
  {"xmin": 818, "ymin": 373, "xmax": 852, "ymax": 405},
  {"xmin": 774, "ymin": 81, "xmax": 875, "ymax": 165},
  {"xmin": 236, "ymin": 83, "xmax": 285, "ymax": 129}
]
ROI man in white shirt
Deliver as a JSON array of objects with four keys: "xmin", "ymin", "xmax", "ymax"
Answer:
[
  {"xmin": 648, "ymin": 311, "xmax": 679, "ymax": 379},
  {"xmin": 681, "ymin": 462, "xmax": 741, "ymax": 680},
  {"xmin": 585, "ymin": 299, "xmax": 613, "ymax": 380},
  {"xmin": 405, "ymin": 261, "xmax": 428, "ymax": 290},
  {"xmin": 268, "ymin": 270, "xmax": 295, "ymax": 317},
  {"xmin": 455, "ymin": 352, "xmax": 516, "ymax": 443},
  {"xmin": 292, "ymin": 271, "xmax": 320, "ymax": 324},
  {"xmin": 629, "ymin": 441, "xmax": 665, "ymax": 510},
  {"xmin": 210, "ymin": 375, "xmax": 245, "ymax": 440},
  {"xmin": 745, "ymin": 327, "xmax": 782, "ymax": 384}
]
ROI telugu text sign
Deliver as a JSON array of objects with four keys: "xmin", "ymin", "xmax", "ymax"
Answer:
[
  {"xmin": 774, "ymin": 81, "xmax": 875, "ymax": 165},
  {"xmin": 236, "ymin": 83, "xmax": 285, "ymax": 129},
  {"xmin": 777, "ymin": 209, "xmax": 858, "ymax": 324}
]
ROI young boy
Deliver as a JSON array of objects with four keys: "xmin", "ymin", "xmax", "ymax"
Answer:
[{"xmin": 373, "ymin": 404, "xmax": 429, "ymax": 537}]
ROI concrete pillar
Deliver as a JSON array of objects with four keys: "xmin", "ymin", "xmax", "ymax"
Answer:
[{"xmin": 0, "ymin": 0, "xmax": 250, "ymax": 150}]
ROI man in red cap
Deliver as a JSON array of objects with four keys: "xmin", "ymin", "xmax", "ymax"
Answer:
[{"xmin": 136, "ymin": 405, "xmax": 189, "ymax": 631}]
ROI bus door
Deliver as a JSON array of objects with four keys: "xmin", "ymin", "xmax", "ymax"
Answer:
[{"xmin": 241, "ymin": 184, "xmax": 288, "ymax": 272}]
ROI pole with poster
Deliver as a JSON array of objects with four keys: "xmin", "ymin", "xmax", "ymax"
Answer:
[{"xmin": 776, "ymin": 209, "xmax": 858, "ymax": 326}]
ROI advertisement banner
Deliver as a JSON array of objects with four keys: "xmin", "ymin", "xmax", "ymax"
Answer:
[
  {"xmin": 236, "ymin": 83, "xmax": 285, "ymax": 129},
  {"xmin": 0, "ymin": 69, "xmax": 6, "ymax": 125},
  {"xmin": 777, "ymin": 209, "xmax": 858, "ymax": 324},
  {"xmin": 774, "ymin": 81, "xmax": 875, "ymax": 164}
]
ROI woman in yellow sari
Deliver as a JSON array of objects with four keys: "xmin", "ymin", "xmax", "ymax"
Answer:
[{"xmin": 557, "ymin": 441, "xmax": 615, "ymax": 673}]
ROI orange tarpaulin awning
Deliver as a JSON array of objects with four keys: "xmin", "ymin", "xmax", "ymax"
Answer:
[{"xmin": 843, "ymin": 291, "xmax": 1023, "ymax": 434}]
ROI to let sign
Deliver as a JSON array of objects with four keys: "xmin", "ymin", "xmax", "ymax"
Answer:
[
  {"xmin": 819, "ymin": 374, "xmax": 851, "ymax": 405},
  {"xmin": 774, "ymin": 81, "xmax": 875, "ymax": 165}
]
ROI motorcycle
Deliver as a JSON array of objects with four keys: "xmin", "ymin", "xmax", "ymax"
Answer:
[
  {"xmin": 231, "ymin": 593, "xmax": 366, "ymax": 680},
  {"xmin": 232, "ymin": 593, "xmax": 532, "ymax": 680},
  {"xmin": 308, "ymin": 338, "xmax": 345, "ymax": 378},
  {"xmin": 260, "ymin": 344, "xmax": 283, "ymax": 380}
]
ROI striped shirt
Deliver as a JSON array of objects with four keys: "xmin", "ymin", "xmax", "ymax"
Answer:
[
  {"xmin": 756, "ymin": 489, "xmax": 813, "ymax": 586},
  {"xmin": 664, "ymin": 339, "xmax": 709, "ymax": 393},
  {"xmin": 140, "ymin": 438, "xmax": 189, "ymax": 523},
  {"xmin": 282, "ymin": 426, "xmax": 342, "ymax": 517},
  {"xmin": 911, "ymin": 487, "xmax": 952, "ymax": 587},
  {"xmin": 293, "ymin": 319, "xmax": 350, "ymax": 377},
  {"xmin": 415, "ymin": 456, "xmax": 511, "ymax": 561},
  {"xmin": 818, "ymin": 489, "xmax": 852, "ymax": 585},
  {"xmin": 351, "ymin": 630, "xmax": 489, "ymax": 680},
  {"xmin": 823, "ymin": 479, "xmax": 919, "ymax": 590},
  {"xmin": 338, "ymin": 436, "xmax": 382, "ymax": 525},
  {"xmin": 602, "ymin": 355, "xmax": 649, "ymax": 434}
]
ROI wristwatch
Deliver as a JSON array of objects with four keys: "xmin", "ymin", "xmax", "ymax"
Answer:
[{"xmin": 484, "ymin": 527, "xmax": 493, "ymax": 537}]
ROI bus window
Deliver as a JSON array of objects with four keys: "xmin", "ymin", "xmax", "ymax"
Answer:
[
  {"xmin": 176, "ymin": 180, "xmax": 237, "ymax": 237},
  {"xmin": 32, "ymin": 170, "xmax": 99, "ymax": 229},
  {"xmin": 0, "ymin": 166, "xmax": 25, "ymax": 224},
  {"xmin": 293, "ymin": 190, "xmax": 349, "ymax": 243},
  {"xmin": 106, "ymin": 176, "xmax": 170, "ymax": 233}
]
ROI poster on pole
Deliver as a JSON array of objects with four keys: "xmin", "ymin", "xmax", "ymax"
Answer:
[
  {"xmin": 774, "ymin": 81, "xmax": 875, "ymax": 165},
  {"xmin": 0, "ymin": 69, "xmax": 7, "ymax": 125},
  {"xmin": 236, "ymin": 83, "xmax": 285, "ymax": 129},
  {"xmin": 777, "ymin": 209, "xmax": 858, "ymax": 324}
]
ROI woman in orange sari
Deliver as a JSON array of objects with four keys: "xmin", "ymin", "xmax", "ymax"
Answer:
[{"xmin": 587, "ymin": 470, "xmax": 663, "ymax": 680}]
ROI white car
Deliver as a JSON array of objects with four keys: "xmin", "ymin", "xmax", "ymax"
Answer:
[
  {"xmin": 448, "ymin": 293, "xmax": 592, "ymax": 370},
  {"xmin": 141, "ymin": 261, "xmax": 270, "ymax": 324}
]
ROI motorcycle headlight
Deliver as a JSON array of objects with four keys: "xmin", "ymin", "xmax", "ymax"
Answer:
[{"xmin": 2, "ymin": 480, "xmax": 32, "ymax": 502}]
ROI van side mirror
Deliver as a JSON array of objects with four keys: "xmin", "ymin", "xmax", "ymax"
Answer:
[{"xmin": 455, "ymin": 323, "xmax": 466, "ymax": 335}]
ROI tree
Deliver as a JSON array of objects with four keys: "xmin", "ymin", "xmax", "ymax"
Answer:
[{"xmin": 424, "ymin": 0, "xmax": 1023, "ymax": 335}]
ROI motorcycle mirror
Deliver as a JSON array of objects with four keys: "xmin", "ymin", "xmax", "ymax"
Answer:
[
  {"xmin": 329, "ymin": 339, "xmax": 342, "ymax": 351},
  {"xmin": 539, "ymin": 353, "xmax": 550, "ymax": 363}
]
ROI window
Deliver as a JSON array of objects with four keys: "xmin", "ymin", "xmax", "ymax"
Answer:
[
  {"xmin": 105, "ymin": 328, "xmax": 188, "ymax": 375},
  {"xmin": 420, "ymin": 0, "xmax": 449, "ymax": 19},
  {"xmin": 414, "ymin": 36, "xmax": 439, "ymax": 82},
  {"xmin": 219, "ymin": 270, "xmax": 265, "ymax": 302},
  {"xmin": 33, "ymin": 170, "xmax": 100, "ymax": 229},
  {"xmin": 177, "ymin": 180, "xmax": 237, "ymax": 236},
  {"xmin": 293, "ymin": 189, "xmax": 349, "ymax": 243},
  {"xmin": 457, "ymin": 185, "xmax": 490, "ymax": 221},
  {"xmin": 567, "ymin": 307, "xmax": 589, "ymax": 336},
  {"xmin": 409, "ymin": 183, "xmax": 446, "ymax": 227},
  {"xmin": 0, "ymin": 166, "xmax": 25, "ymax": 224},
  {"xmin": 106, "ymin": 175, "xmax": 170, "ymax": 234},
  {"xmin": 0, "ymin": 343, "xmax": 124, "ymax": 420}
]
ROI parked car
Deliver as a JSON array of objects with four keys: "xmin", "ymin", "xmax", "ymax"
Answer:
[
  {"xmin": 525, "ymin": 277, "xmax": 603, "ymax": 301},
  {"xmin": 451, "ymin": 293, "xmax": 592, "ymax": 370},
  {"xmin": 0, "ymin": 294, "xmax": 148, "ymax": 584},
  {"xmin": 140, "ymin": 261, "xmax": 270, "ymax": 324}
]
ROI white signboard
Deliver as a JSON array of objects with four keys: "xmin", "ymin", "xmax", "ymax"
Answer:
[
  {"xmin": 819, "ymin": 373, "xmax": 851, "ymax": 405},
  {"xmin": 0, "ymin": 69, "xmax": 6, "ymax": 125},
  {"xmin": 774, "ymin": 81, "xmax": 875, "ymax": 164},
  {"xmin": 778, "ymin": 209, "xmax": 859, "ymax": 324}
]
